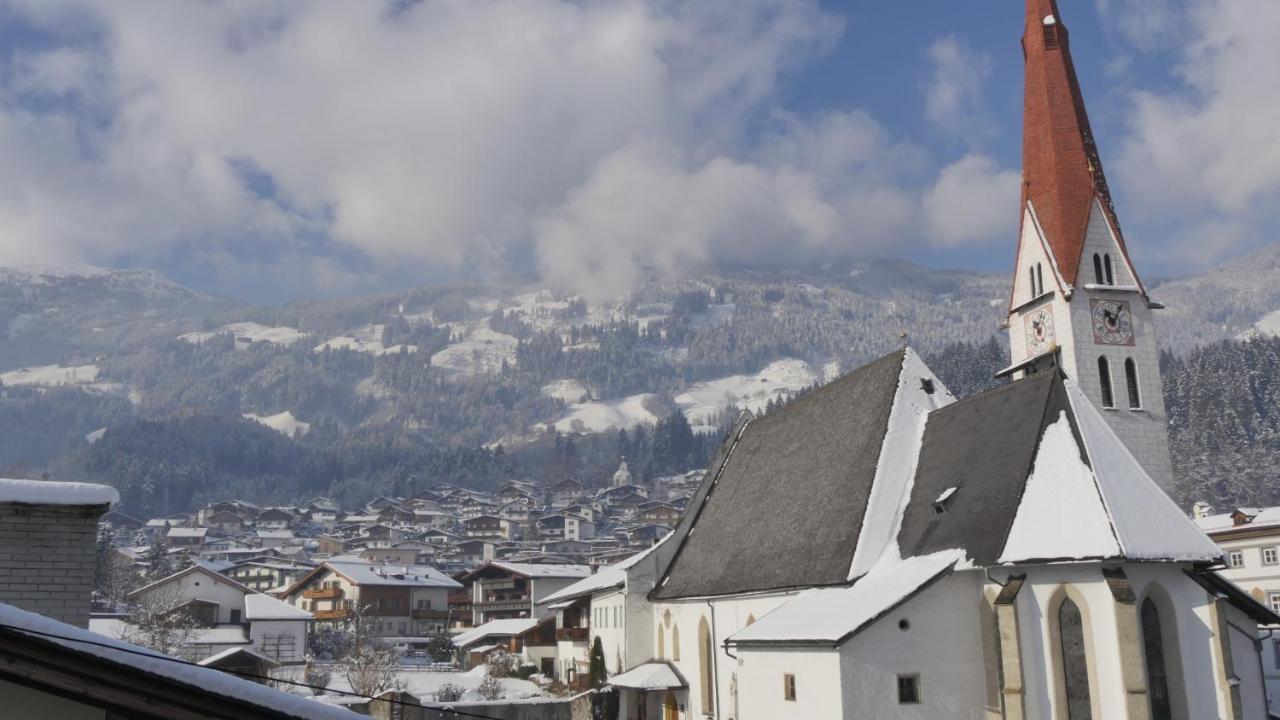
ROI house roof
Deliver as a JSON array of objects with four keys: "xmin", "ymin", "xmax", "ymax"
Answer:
[
  {"xmin": 285, "ymin": 560, "xmax": 462, "ymax": 596},
  {"xmin": 898, "ymin": 371, "xmax": 1221, "ymax": 565},
  {"xmin": 244, "ymin": 594, "xmax": 312, "ymax": 621},
  {"xmin": 462, "ymin": 561, "xmax": 592, "ymax": 582},
  {"xmin": 0, "ymin": 601, "xmax": 357, "ymax": 719},
  {"xmin": 538, "ymin": 535, "xmax": 669, "ymax": 606},
  {"xmin": 654, "ymin": 350, "xmax": 907, "ymax": 599},
  {"xmin": 608, "ymin": 660, "xmax": 687, "ymax": 690},
  {"xmin": 197, "ymin": 645, "xmax": 280, "ymax": 669},
  {"xmin": 451, "ymin": 618, "xmax": 544, "ymax": 648},
  {"xmin": 128, "ymin": 563, "xmax": 257, "ymax": 599}
]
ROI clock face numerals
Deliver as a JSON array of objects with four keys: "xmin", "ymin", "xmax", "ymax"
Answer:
[
  {"xmin": 1091, "ymin": 299, "xmax": 1134, "ymax": 345},
  {"xmin": 1023, "ymin": 307, "xmax": 1056, "ymax": 356}
]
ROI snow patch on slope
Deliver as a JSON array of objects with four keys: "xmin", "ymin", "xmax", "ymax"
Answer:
[
  {"xmin": 543, "ymin": 379, "xmax": 589, "ymax": 403},
  {"xmin": 546, "ymin": 394, "xmax": 662, "ymax": 434},
  {"xmin": 674, "ymin": 359, "xmax": 817, "ymax": 433},
  {"xmin": 1, "ymin": 364, "xmax": 100, "ymax": 387},
  {"xmin": 244, "ymin": 411, "xmax": 311, "ymax": 437},
  {"xmin": 430, "ymin": 321, "xmax": 517, "ymax": 376},
  {"xmin": 180, "ymin": 322, "xmax": 308, "ymax": 348},
  {"xmin": 314, "ymin": 324, "xmax": 417, "ymax": 356},
  {"xmin": 1242, "ymin": 308, "xmax": 1280, "ymax": 339}
]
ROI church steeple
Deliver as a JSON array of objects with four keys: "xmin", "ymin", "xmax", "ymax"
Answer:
[{"xmin": 1020, "ymin": 0, "xmax": 1140, "ymax": 294}]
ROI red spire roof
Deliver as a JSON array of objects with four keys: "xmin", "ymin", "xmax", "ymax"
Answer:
[{"xmin": 1020, "ymin": 0, "xmax": 1129, "ymax": 288}]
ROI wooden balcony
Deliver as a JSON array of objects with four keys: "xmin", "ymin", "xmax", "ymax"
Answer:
[
  {"xmin": 555, "ymin": 627, "xmax": 589, "ymax": 642},
  {"xmin": 303, "ymin": 587, "xmax": 343, "ymax": 600},
  {"xmin": 313, "ymin": 608, "xmax": 349, "ymax": 621}
]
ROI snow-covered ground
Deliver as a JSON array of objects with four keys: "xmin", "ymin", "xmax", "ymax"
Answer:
[
  {"xmin": 430, "ymin": 322, "xmax": 517, "ymax": 376},
  {"xmin": 675, "ymin": 358, "xmax": 818, "ymax": 433},
  {"xmin": 244, "ymin": 411, "xmax": 311, "ymax": 437},
  {"xmin": 86, "ymin": 427, "xmax": 108, "ymax": 444},
  {"xmin": 542, "ymin": 379, "xmax": 590, "ymax": 404},
  {"xmin": 314, "ymin": 324, "xmax": 417, "ymax": 356},
  {"xmin": 546, "ymin": 393, "xmax": 662, "ymax": 433},
  {"xmin": 1, "ymin": 364, "xmax": 100, "ymax": 387},
  {"xmin": 324, "ymin": 666, "xmax": 545, "ymax": 703},
  {"xmin": 1242, "ymin": 308, "xmax": 1280, "ymax": 339},
  {"xmin": 180, "ymin": 322, "xmax": 308, "ymax": 348}
]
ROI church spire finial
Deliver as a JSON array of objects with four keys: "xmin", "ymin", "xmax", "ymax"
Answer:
[{"xmin": 1021, "ymin": 0, "xmax": 1134, "ymax": 290}]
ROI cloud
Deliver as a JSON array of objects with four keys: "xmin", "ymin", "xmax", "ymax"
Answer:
[
  {"xmin": 1112, "ymin": 0, "xmax": 1280, "ymax": 265},
  {"xmin": 923, "ymin": 36, "xmax": 995, "ymax": 144},
  {"xmin": 923, "ymin": 154, "xmax": 1020, "ymax": 248}
]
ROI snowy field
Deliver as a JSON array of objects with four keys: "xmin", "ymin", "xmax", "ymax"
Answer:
[
  {"xmin": 546, "ymin": 393, "xmax": 662, "ymax": 433},
  {"xmin": 244, "ymin": 411, "xmax": 311, "ymax": 437},
  {"xmin": 1242, "ymin": 308, "xmax": 1280, "ymax": 339},
  {"xmin": 314, "ymin": 324, "xmax": 417, "ymax": 356},
  {"xmin": 1, "ymin": 364, "xmax": 100, "ymax": 387},
  {"xmin": 675, "ymin": 358, "xmax": 819, "ymax": 433},
  {"xmin": 180, "ymin": 322, "xmax": 308, "ymax": 347},
  {"xmin": 542, "ymin": 379, "xmax": 590, "ymax": 403},
  {"xmin": 429, "ymin": 321, "xmax": 517, "ymax": 376}
]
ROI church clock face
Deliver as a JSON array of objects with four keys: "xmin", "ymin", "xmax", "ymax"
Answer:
[
  {"xmin": 1023, "ymin": 307, "xmax": 1055, "ymax": 356},
  {"xmin": 1091, "ymin": 298, "xmax": 1134, "ymax": 346}
]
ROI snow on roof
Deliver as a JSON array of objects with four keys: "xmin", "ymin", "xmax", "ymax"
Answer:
[
  {"xmin": 998, "ymin": 411, "xmax": 1121, "ymax": 563},
  {"xmin": 608, "ymin": 661, "xmax": 687, "ymax": 690},
  {"xmin": 327, "ymin": 561, "xmax": 462, "ymax": 589},
  {"xmin": 538, "ymin": 536, "xmax": 669, "ymax": 606},
  {"xmin": 0, "ymin": 602, "xmax": 358, "ymax": 719},
  {"xmin": 728, "ymin": 550, "xmax": 962, "ymax": 645},
  {"xmin": 256, "ymin": 530, "xmax": 295, "ymax": 539},
  {"xmin": 490, "ymin": 561, "xmax": 592, "ymax": 579},
  {"xmin": 197, "ymin": 645, "xmax": 278, "ymax": 667},
  {"xmin": 190, "ymin": 626, "xmax": 251, "ymax": 645},
  {"xmin": 452, "ymin": 618, "xmax": 542, "ymax": 648},
  {"xmin": 244, "ymin": 594, "xmax": 312, "ymax": 621},
  {"xmin": 167, "ymin": 527, "xmax": 207, "ymax": 537},
  {"xmin": 1197, "ymin": 507, "xmax": 1280, "ymax": 534},
  {"xmin": 0, "ymin": 477, "xmax": 118, "ymax": 507},
  {"xmin": 1064, "ymin": 380, "xmax": 1222, "ymax": 562}
]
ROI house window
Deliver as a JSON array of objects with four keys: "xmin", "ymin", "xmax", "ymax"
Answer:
[
  {"xmin": 897, "ymin": 674, "xmax": 920, "ymax": 704},
  {"xmin": 783, "ymin": 673, "xmax": 797, "ymax": 701},
  {"xmin": 1104, "ymin": 254, "xmax": 1115, "ymax": 285},
  {"xmin": 1098, "ymin": 357, "xmax": 1115, "ymax": 408},
  {"xmin": 229, "ymin": 609, "xmax": 241, "ymax": 624},
  {"xmin": 1269, "ymin": 593, "xmax": 1280, "ymax": 614},
  {"xmin": 1093, "ymin": 254, "xmax": 1104, "ymax": 285},
  {"xmin": 1141, "ymin": 598, "xmax": 1172, "ymax": 720},
  {"xmin": 1229, "ymin": 551, "xmax": 1244, "ymax": 568},
  {"xmin": 1125, "ymin": 359, "xmax": 1141, "ymax": 409},
  {"xmin": 1264, "ymin": 547, "xmax": 1278, "ymax": 566}
]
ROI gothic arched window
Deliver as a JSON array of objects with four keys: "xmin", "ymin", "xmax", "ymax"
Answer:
[
  {"xmin": 1029, "ymin": 266, "xmax": 1037, "ymax": 298},
  {"xmin": 1098, "ymin": 357, "xmax": 1114, "ymax": 408},
  {"xmin": 657, "ymin": 626, "xmax": 665, "ymax": 659},
  {"xmin": 1104, "ymin": 254, "xmax": 1114, "ymax": 285},
  {"xmin": 1037, "ymin": 263, "xmax": 1045, "ymax": 296},
  {"xmin": 1141, "ymin": 598, "xmax": 1172, "ymax": 720},
  {"xmin": 671, "ymin": 624, "xmax": 680, "ymax": 661},
  {"xmin": 1125, "ymin": 359, "xmax": 1141, "ymax": 409},
  {"xmin": 699, "ymin": 617, "xmax": 715, "ymax": 714},
  {"xmin": 1058, "ymin": 596, "xmax": 1092, "ymax": 720},
  {"xmin": 1093, "ymin": 254, "xmax": 1104, "ymax": 285}
]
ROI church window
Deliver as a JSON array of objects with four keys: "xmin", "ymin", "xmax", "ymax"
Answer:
[
  {"xmin": 1097, "ymin": 357, "xmax": 1115, "ymax": 409},
  {"xmin": 1141, "ymin": 598, "xmax": 1172, "ymax": 720},
  {"xmin": 1029, "ymin": 267, "xmax": 1037, "ymax": 298},
  {"xmin": 672, "ymin": 624, "xmax": 680, "ymax": 661},
  {"xmin": 1093, "ymin": 254, "xmax": 1104, "ymax": 285},
  {"xmin": 698, "ymin": 618, "xmax": 714, "ymax": 714},
  {"xmin": 1104, "ymin": 254, "xmax": 1114, "ymax": 285},
  {"xmin": 783, "ymin": 673, "xmax": 797, "ymax": 701},
  {"xmin": 1036, "ymin": 263, "xmax": 1045, "ymax": 296},
  {"xmin": 1264, "ymin": 547, "xmax": 1278, "ymax": 566},
  {"xmin": 897, "ymin": 674, "xmax": 920, "ymax": 704},
  {"xmin": 1057, "ymin": 596, "xmax": 1092, "ymax": 719},
  {"xmin": 657, "ymin": 626, "xmax": 665, "ymax": 659},
  {"xmin": 1125, "ymin": 359, "xmax": 1141, "ymax": 409}
]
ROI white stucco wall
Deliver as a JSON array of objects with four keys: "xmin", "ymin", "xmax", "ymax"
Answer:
[
  {"xmin": 248, "ymin": 618, "xmax": 308, "ymax": 664},
  {"xmin": 137, "ymin": 569, "xmax": 247, "ymax": 624}
]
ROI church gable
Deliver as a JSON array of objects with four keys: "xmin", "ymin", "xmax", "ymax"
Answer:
[
  {"xmin": 653, "ymin": 350, "xmax": 907, "ymax": 600},
  {"xmin": 1076, "ymin": 199, "xmax": 1143, "ymax": 292},
  {"xmin": 1009, "ymin": 205, "xmax": 1066, "ymax": 310}
]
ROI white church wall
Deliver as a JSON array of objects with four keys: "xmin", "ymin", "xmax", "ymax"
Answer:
[
  {"xmin": 837, "ymin": 570, "xmax": 989, "ymax": 719},
  {"xmin": 1225, "ymin": 602, "xmax": 1269, "ymax": 720},
  {"xmin": 735, "ymin": 646, "xmax": 842, "ymax": 720}
]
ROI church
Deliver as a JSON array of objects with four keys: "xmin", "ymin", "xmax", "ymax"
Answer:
[{"xmin": 579, "ymin": 2, "xmax": 1277, "ymax": 718}]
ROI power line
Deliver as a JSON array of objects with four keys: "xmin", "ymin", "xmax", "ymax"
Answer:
[{"xmin": 0, "ymin": 622, "xmax": 568, "ymax": 720}]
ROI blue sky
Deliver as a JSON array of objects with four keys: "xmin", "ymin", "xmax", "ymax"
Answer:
[{"xmin": 0, "ymin": 0, "xmax": 1274, "ymax": 304}]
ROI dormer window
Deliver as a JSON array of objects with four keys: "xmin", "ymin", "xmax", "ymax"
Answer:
[{"xmin": 934, "ymin": 487, "xmax": 957, "ymax": 515}]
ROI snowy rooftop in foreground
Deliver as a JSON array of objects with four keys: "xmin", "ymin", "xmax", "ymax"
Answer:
[
  {"xmin": 0, "ymin": 477, "xmax": 118, "ymax": 507},
  {"xmin": 452, "ymin": 618, "xmax": 542, "ymax": 648},
  {"xmin": 1, "ymin": 601, "xmax": 358, "ymax": 719},
  {"xmin": 538, "ymin": 535, "xmax": 669, "ymax": 606}
]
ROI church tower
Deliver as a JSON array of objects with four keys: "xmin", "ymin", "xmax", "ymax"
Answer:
[{"xmin": 1002, "ymin": 0, "xmax": 1173, "ymax": 489}]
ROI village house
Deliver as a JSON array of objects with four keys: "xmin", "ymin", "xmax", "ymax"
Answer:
[
  {"xmin": 463, "ymin": 514, "xmax": 516, "ymax": 541},
  {"xmin": 165, "ymin": 526, "xmax": 207, "ymax": 548},
  {"xmin": 253, "ymin": 507, "xmax": 294, "ymax": 531},
  {"xmin": 451, "ymin": 617, "xmax": 557, "ymax": 672},
  {"xmin": 460, "ymin": 561, "xmax": 592, "ymax": 626},
  {"xmin": 548, "ymin": 479, "xmax": 587, "ymax": 508},
  {"xmin": 283, "ymin": 558, "xmax": 462, "ymax": 637}
]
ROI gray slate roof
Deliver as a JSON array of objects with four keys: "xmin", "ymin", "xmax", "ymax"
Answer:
[{"xmin": 654, "ymin": 350, "xmax": 905, "ymax": 599}]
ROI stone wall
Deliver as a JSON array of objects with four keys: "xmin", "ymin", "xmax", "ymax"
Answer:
[{"xmin": 0, "ymin": 503, "xmax": 104, "ymax": 628}]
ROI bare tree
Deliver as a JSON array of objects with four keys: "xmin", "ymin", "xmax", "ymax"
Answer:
[
  {"xmin": 118, "ymin": 585, "xmax": 201, "ymax": 658},
  {"xmin": 337, "ymin": 602, "xmax": 403, "ymax": 697}
]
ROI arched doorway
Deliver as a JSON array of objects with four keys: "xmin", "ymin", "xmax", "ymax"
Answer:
[{"xmin": 663, "ymin": 690, "xmax": 679, "ymax": 720}]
